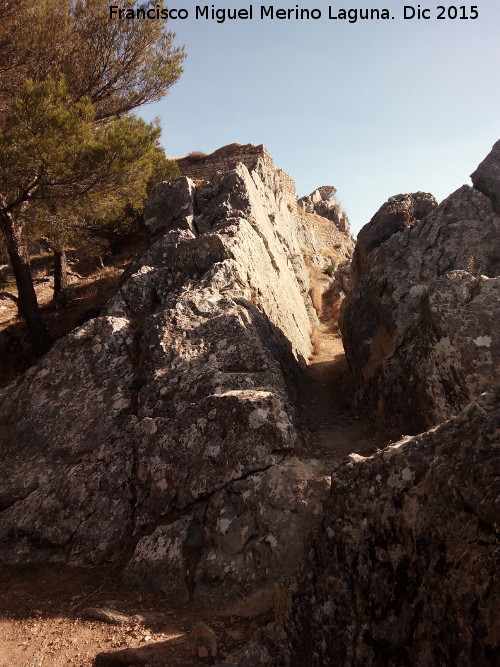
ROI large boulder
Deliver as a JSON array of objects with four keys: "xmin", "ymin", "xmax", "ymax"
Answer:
[
  {"xmin": 0, "ymin": 158, "xmax": 330, "ymax": 613},
  {"xmin": 351, "ymin": 192, "xmax": 438, "ymax": 283},
  {"xmin": 242, "ymin": 389, "xmax": 500, "ymax": 666},
  {"xmin": 471, "ymin": 138, "xmax": 500, "ymax": 214},
  {"xmin": 340, "ymin": 144, "xmax": 500, "ymax": 432},
  {"xmin": 143, "ymin": 176, "xmax": 196, "ymax": 235}
]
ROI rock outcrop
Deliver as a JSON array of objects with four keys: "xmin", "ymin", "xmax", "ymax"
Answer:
[
  {"xmin": 340, "ymin": 150, "xmax": 500, "ymax": 431},
  {"xmin": 297, "ymin": 186, "xmax": 355, "ymax": 267},
  {"xmin": 298, "ymin": 185, "xmax": 351, "ymax": 235},
  {"xmin": 242, "ymin": 389, "xmax": 500, "ymax": 666},
  {"xmin": 3, "ymin": 139, "xmax": 498, "ymax": 666},
  {"xmin": 350, "ymin": 192, "xmax": 438, "ymax": 283},
  {"xmin": 471, "ymin": 138, "xmax": 500, "ymax": 214},
  {"xmin": 239, "ymin": 141, "xmax": 500, "ymax": 666},
  {"xmin": 0, "ymin": 157, "xmax": 330, "ymax": 613}
]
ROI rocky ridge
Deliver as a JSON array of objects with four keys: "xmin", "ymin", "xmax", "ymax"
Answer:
[
  {"xmin": 241, "ymin": 140, "xmax": 500, "ymax": 666},
  {"xmin": 298, "ymin": 186, "xmax": 350, "ymax": 234},
  {"xmin": 1, "ymin": 139, "xmax": 498, "ymax": 666},
  {"xmin": 0, "ymin": 156, "xmax": 350, "ymax": 615}
]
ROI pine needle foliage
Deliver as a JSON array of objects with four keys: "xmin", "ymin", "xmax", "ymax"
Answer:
[{"xmin": 0, "ymin": 0, "xmax": 185, "ymax": 352}]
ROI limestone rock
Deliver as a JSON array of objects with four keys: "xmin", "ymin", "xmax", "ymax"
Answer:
[
  {"xmin": 351, "ymin": 191, "xmax": 437, "ymax": 283},
  {"xmin": 82, "ymin": 607, "xmax": 143, "ymax": 625},
  {"xmin": 143, "ymin": 176, "xmax": 196, "ymax": 235},
  {"xmin": 193, "ymin": 458, "xmax": 330, "ymax": 614},
  {"xmin": 333, "ymin": 259, "xmax": 352, "ymax": 294},
  {"xmin": 341, "ymin": 166, "xmax": 499, "ymax": 431},
  {"xmin": 298, "ymin": 185, "xmax": 351, "ymax": 234},
  {"xmin": 296, "ymin": 189, "xmax": 355, "ymax": 263},
  {"xmin": 244, "ymin": 390, "xmax": 500, "ymax": 666},
  {"xmin": 471, "ymin": 138, "xmax": 500, "ymax": 214},
  {"xmin": 0, "ymin": 157, "xmax": 329, "ymax": 613},
  {"xmin": 191, "ymin": 621, "xmax": 218, "ymax": 657}
]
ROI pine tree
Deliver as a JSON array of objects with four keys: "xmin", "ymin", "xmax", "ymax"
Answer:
[{"xmin": 0, "ymin": 1, "xmax": 185, "ymax": 353}]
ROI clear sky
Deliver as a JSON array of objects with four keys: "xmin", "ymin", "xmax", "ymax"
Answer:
[{"xmin": 138, "ymin": 0, "xmax": 500, "ymax": 235}]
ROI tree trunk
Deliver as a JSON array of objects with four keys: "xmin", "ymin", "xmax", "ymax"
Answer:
[
  {"xmin": 53, "ymin": 247, "xmax": 69, "ymax": 297},
  {"xmin": 0, "ymin": 208, "xmax": 51, "ymax": 355}
]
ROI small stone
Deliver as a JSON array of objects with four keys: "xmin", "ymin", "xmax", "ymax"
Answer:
[
  {"xmin": 198, "ymin": 646, "xmax": 209, "ymax": 659},
  {"xmin": 81, "ymin": 607, "xmax": 133, "ymax": 625},
  {"xmin": 191, "ymin": 621, "xmax": 217, "ymax": 657}
]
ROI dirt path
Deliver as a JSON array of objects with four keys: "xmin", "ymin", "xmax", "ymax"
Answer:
[
  {"xmin": 0, "ymin": 565, "xmax": 263, "ymax": 666},
  {"xmin": 297, "ymin": 323, "xmax": 390, "ymax": 466}
]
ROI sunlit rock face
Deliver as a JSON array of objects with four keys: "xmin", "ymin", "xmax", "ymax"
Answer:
[
  {"xmin": 340, "ymin": 145, "xmax": 499, "ymax": 432},
  {"xmin": 0, "ymin": 157, "xmax": 330, "ymax": 614},
  {"xmin": 471, "ymin": 138, "xmax": 500, "ymax": 214}
]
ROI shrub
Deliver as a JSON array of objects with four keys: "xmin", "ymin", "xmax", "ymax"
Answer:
[{"xmin": 187, "ymin": 150, "xmax": 207, "ymax": 160}]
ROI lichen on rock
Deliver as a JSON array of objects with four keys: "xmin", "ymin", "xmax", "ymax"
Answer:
[
  {"xmin": 242, "ymin": 389, "xmax": 500, "ymax": 666},
  {"xmin": 341, "ymin": 167, "xmax": 499, "ymax": 431},
  {"xmin": 0, "ymin": 155, "xmax": 331, "ymax": 613}
]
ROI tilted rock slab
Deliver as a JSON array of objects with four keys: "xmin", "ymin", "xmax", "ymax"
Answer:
[
  {"xmin": 298, "ymin": 185, "xmax": 352, "ymax": 236},
  {"xmin": 241, "ymin": 390, "xmax": 500, "ymax": 666},
  {"xmin": 0, "ymin": 159, "xmax": 330, "ymax": 613},
  {"xmin": 340, "ymin": 145, "xmax": 500, "ymax": 431}
]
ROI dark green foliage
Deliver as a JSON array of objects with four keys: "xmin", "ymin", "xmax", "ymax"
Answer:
[{"xmin": 0, "ymin": 0, "xmax": 185, "ymax": 351}]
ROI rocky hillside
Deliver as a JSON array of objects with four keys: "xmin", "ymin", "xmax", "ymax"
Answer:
[
  {"xmin": 298, "ymin": 185, "xmax": 351, "ymax": 235},
  {"xmin": 0, "ymin": 154, "xmax": 352, "ymax": 616},
  {"xmin": 1, "ymin": 140, "xmax": 498, "ymax": 666},
  {"xmin": 242, "ymin": 141, "xmax": 499, "ymax": 665}
]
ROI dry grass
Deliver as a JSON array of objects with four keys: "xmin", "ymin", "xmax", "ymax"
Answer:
[
  {"xmin": 186, "ymin": 150, "xmax": 207, "ymax": 160},
  {"xmin": 310, "ymin": 327, "xmax": 322, "ymax": 358},
  {"xmin": 310, "ymin": 282, "xmax": 323, "ymax": 316},
  {"xmin": 319, "ymin": 246, "xmax": 337, "ymax": 258},
  {"xmin": 321, "ymin": 283, "xmax": 345, "ymax": 331}
]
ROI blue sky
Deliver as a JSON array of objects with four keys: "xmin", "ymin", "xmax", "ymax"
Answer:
[{"xmin": 138, "ymin": 0, "xmax": 500, "ymax": 235}]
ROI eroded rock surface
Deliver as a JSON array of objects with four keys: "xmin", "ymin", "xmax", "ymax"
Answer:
[
  {"xmin": 341, "ymin": 149, "xmax": 499, "ymax": 431},
  {"xmin": 350, "ymin": 192, "xmax": 438, "ymax": 283},
  {"xmin": 471, "ymin": 138, "xmax": 500, "ymax": 214},
  {"xmin": 298, "ymin": 185, "xmax": 351, "ymax": 235},
  {"xmin": 239, "ymin": 143, "xmax": 500, "ymax": 666},
  {"xmin": 242, "ymin": 390, "xmax": 500, "ymax": 666},
  {"xmin": 0, "ymin": 158, "xmax": 330, "ymax": 613}
]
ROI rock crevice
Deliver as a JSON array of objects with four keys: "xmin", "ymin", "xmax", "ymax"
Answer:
[
  {"xmin": 242, "ymin": 139, "xmax": 500, "ymax": 666},
  {"xmin": 242, "ymin": 390, "xmax": 499, "ymax": 666}
]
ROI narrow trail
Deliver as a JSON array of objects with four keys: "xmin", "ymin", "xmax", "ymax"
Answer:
[{"xmin": 297, "ymin": 322, "xmax": 390, "ymax": 467}]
